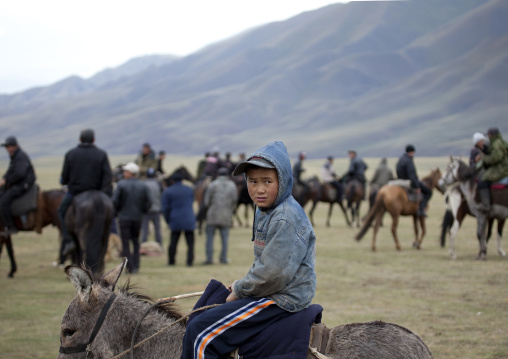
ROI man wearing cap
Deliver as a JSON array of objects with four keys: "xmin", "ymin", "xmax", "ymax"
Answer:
[
  {"xmin": 0, "ymin": 136, "xmax": 36, "ymax": 235},
  {"xmin": 203, "ymin": 167, "xmax": 238, "ymax": 264},
  {"xmin": 58, "ymin": 129, "xmax": 112, "ymax": 256},
  {"xmin": 396, "ymin": 145, "xmax": 432, "ymax": 217},
  {"xmin": 112, "ymin": 162, "xmax": 152, "ymax": 274},
  {"xmin": 135, "ymin": 143, "xmax": 157, "ymax": 179},
  {"xmin": 476, "ymin": 127, "xmax": 508, "ymax": 212},
  {"xmin": 343, "ymin": 150, "xmax": 368, "ymax": 184}
]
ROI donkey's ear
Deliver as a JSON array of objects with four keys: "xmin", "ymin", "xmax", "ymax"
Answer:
[
  {"xmin": 102, "ymin": 258, "xmax": 128, "ymax": 292},
  {"xmin": 66, "ymin": 266, "xmax": 93, "ymax": 303}
]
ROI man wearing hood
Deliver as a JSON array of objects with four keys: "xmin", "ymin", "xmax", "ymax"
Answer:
[{"xmin": 181, "ymin": 140, "xmax": 317, "ymax": 359}]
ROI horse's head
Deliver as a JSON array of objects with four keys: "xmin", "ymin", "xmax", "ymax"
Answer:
[
  {"xmin": 112, "ymin": 163, "xmax": 126, "ymax": 183},
  {"xmin": 439, "ymin": 157, "xmax": 463, "ymax": 189}
]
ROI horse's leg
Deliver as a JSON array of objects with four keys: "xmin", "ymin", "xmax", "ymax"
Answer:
[
  {"xmin": 416, "ymin": 217, "xmax": 426, "ymax": 250},
  {"xmin": 371, "ymin": 210, "xmax": 384, "ymax": 251},
  {"xmin": 476, "ymin": 215, "xmax": 488, "ymax": 260},
  {"xmin": 1, "ymin": 236, "xmax": 17, "ymax": 278},
  {"xmin": 337, "ymin": 201, "xmax": 351, "ymax": 227},
  {"xmin": 449, "ymin": 218, "xmax": 460, "ymax": 259},
  {"xmin": 309, "ymin": 201, "xmax": 318, "ymax": 226},
  {"xmin": 354, "ymin": 201, "xmax": 361, "ymax": 228},
  {"xmin": 326, "ymin": 203, "xmax": 333, "ymax": 227},
  {"xmin": 497, "ymin": 219, "xmax": 506, "ymax": 257},
  {"xmin": 411, "ymin": 216, "xmax": 419, "ymax": 249},
  {"xmin": 391, "ymin": 214, "xmax": 402, "ymax": 251}
]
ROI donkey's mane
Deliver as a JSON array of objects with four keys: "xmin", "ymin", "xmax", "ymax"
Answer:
[{"xmin": 94, "ymin": 269, "xmax": 185, "ymax": 321}]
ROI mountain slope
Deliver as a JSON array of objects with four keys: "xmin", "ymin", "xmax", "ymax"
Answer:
[{"xmin": 0, "ymin": 0, "xmax": 505, "ymax": 159}]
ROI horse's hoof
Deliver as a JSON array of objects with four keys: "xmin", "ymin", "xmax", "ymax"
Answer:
[
  {"xmin": 8, "ymin": 271, "xmax": 15, "ymax": 278},
  {"xmin": 498, "ymin": 250, "xmax": 506, "ymax": 257},
  {"xmin": 475, "ymin": 254, "xmax": 487, "ymax": 261},
  {"xmin": 449, "ymin": 253, "xmax": 456, "ymax": 260}
]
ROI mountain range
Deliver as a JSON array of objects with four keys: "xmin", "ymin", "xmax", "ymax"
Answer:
[{"xmin": 0, "ymin": 0, "xmax": 506, "ymax": 159}]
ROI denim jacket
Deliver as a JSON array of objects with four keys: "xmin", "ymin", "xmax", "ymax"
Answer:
[{"xmin": 232, "ymin": 141, "xmax": 316, "ymax": 312}]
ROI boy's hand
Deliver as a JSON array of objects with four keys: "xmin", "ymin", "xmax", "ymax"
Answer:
[
  {"xmin": 226, "ymin": 292, "xmax": 239, "ymax": 302},
  {"xmin": 226, "ymin": 281, "xmax": 238, "ymax": 302}
]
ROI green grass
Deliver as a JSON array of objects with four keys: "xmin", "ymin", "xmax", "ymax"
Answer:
[{"xmin": 0, "ymin": 155, "xmax": 507, "ymax": 359}]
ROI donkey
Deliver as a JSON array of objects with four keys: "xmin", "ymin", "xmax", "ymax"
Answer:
[{"xmin": 59, "ymin": 259, "xmax": 434, "ymax": 359}]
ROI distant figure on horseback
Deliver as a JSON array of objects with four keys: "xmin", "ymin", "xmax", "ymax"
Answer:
[
  {"xmin": 321, "ymin": 156, "xmax": 343, "ymax": 204},
  {"xmin": 475, "ymin": 127, "xmax": 508, "ymax": 213},
  {"xmin": 134, "ymin": 142, "xmax": 157, "ymax": 179},
  {"xmin": 0, "ymin": 136, "xmax": 36, "ymax": 236},
  {"xmin": 369, "ymin": 157, "xmax": 395, "ymax": 209},
  {"xmin": 396, "ymin": 145, "xmax": 431, "ymax": 218},
  {"xmin": 58, "ymin": 129, "xmax": 113, "ymax": 257},
  {"xmin": 343, "ymin": 150, "xmax": 367, "ymax": 200},
  {"xmin": 292, "ymin": 151, "xmax": 308, "ymax": 205}
]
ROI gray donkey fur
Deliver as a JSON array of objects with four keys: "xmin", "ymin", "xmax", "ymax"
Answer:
[{"xmin": 58, "ymin": 259, "xmax": 433, "ymax": 359}]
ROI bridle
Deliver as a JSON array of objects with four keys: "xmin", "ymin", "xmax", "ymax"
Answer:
[{"xmin": 59, "ymin": 293, "xmax": 117, "ymax": 356}]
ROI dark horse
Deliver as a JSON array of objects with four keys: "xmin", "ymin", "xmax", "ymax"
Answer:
[
  {"xmin": 303, "ymin": 176, "xmax": 351, "ymax": 227},
  {"xmin": 345, "ymin": 179, "xmax": 365, "ymax": 228},
  {"xmin": 65, "ymin": 190, "xmax": 114, "ymax": 274},
  {"xmin": 0, "ymin": 189, "xmax": 64, "ymax": 278},
  {"xmin": 233, "ymin": 175, "xmax": 254, "ymax": 227}
]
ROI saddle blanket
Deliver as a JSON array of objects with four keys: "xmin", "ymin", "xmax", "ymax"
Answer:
[
  {"xmin": 386, "ymin": 179, "xmax": 421, "ymax": 202},
  {"xmin": 9, "ymin": 184, "xmax": 38, "ymax": 217},
  {"xmin": 189, "ymin": 279, "xmax": 323, "ymax": 359}
]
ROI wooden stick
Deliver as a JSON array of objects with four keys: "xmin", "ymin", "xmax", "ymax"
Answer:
[{"xmin": 157, "ymin": 291, "xmax": 205, "ymax": 303}]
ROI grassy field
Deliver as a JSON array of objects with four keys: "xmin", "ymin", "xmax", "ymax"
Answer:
[{"xmin": 0, "ymin": 155, "xmax": 507, "ymax": 359}]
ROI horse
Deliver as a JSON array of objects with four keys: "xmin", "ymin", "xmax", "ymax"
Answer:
[
  {"xmin": 0, "ymin": 188, "xmax": 64, "ymax": 278},
  {"xmin": 345, "ymin": 179, "xmax": 365, "ymax": 227},
  {"xmin": 233, "ymin": 175, "xmax": 254, "ymax": 227},
  {"xmin": 439, "ymin": 157, "xmax": 508, "ymax": 260},
  {"xmin": 439, "ymin": 182, "xmax": 505, "ymax": 259},
  {"xmin": 65, "ymin": 190, "xmax": 114, "ymax": 274},
  {"xmin": 162, "ymin": 165, "xmax": 195, "ymax": 187},
  {"xmin": 304, "ymin": 176, "xmax": 351, "ymax": 227},
  {"xmin": 58, "ymin": 259, "xmax": 434, "ymax": 359},
  {"xmin": 355, "ymin": 168, "xmax": 444, "ymax": 251},
  {"xmin": 193, "ymin": 176, "xmax": 212, "ymax": 234}
]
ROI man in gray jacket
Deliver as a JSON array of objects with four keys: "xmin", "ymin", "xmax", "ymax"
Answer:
[
  {"xmin": 112, "ymin": 162, "xmax": 151, "ymax": 274},
  {"xmin": 141, "ymin": 168, "xmax": 163, "ymax": 246},
  {"xmin": 203, "ymin": 167, "xmax": 238, "ymax": 264}
]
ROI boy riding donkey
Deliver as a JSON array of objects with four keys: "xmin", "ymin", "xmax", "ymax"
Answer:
[{"xmin": 182, "ymin": 140, "xmax": 317, "ymax": 358}]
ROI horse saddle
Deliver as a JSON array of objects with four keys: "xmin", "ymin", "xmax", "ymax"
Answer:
[
  {"xmin": 9, "ymin": 184, "xmax": 40, "ymax": 231},
  {"xmin": 386, "ymin": 180, "xmax": 421, "ymax": 202},
  {"xmin": 189, "ymin": 280, "xmax": 326, "ymax": 359}
]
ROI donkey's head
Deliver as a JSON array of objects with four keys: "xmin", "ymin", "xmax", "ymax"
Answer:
[{"xmin": 57, "ymin": 259, "xmax": 127, "ymax": 358}]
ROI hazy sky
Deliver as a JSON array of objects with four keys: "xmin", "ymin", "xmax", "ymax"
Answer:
[{"xmin": 0, "ymin": 0, "xmax": 357, "ymax": 94}]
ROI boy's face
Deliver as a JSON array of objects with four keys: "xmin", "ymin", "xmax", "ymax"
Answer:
[{"xmin": 246, "ymin": 167, "xmax": 279, "ymax": 208}]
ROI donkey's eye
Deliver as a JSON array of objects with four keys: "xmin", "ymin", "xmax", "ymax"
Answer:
[{"xmin": 63, "ymin": 329, "xmax": 75, "ymax": 338}]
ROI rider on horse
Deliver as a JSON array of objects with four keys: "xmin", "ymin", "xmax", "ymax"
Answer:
[
  {"xmin": 342, "ymin": 150, "xmax": 368, "ymax": 204},
  {"xmin": 475, "ymin": 127, "xmax": 508, "ymax": 212},
  {"xmin": 0, "ymin": 136, "xmax": 36, "ymax": 236},
  {"xmin": 58, "ymin": 129, "xmax": 113, "ymax": 256},
  {"xmin": 396, "ymin": 144, "xmax": 431, "ymax": 218},
  {"xmin": 321, "ymin": 156, "xmax": 343, "ymax": 203}
]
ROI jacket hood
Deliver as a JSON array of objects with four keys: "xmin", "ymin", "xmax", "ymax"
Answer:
[{"xmin": 246, "ymin": 140, "xmax": 293, "ymax": 209}]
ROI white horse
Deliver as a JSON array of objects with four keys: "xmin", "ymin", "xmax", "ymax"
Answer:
[
  {"xmin": 441, "ymin": 182, "xmax": 505, "ymax": 259},
  {"xmin": 439, "ymin": 157, "xmax": 508, "ymax": 260}
]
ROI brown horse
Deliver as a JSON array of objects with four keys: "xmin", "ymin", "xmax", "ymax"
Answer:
[
  {"xmin": 0, "ymin": 189, "xmax": 64, "ymax": 278},
  {"xmin": 194, "ymin": 176, "xmax": 212, "ymax": 234},
  {"xmin": 58, "ymin": 259, "xmax": 434, "ymax": 359},
  {"xmin": 345, "ymin": 179, "xmax": 365, "ymax": 227},
  {"xmin": 355, "ymin": 168, "xmax": 444, "ymax": 251},
  {"xmin": 304, "ymin": 176, "xmax": 351, "ymax": 227}
]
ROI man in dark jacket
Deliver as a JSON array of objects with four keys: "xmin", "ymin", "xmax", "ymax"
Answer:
[
  {"xmin": 0, "ymin": 136, "xmax": 36, "ymax": 235},
  {"xmin": 58, "ymin": 129, "xmax": 112, "ymax": 255},
  {"xmin": 396, "ymin": 144, "xmax": 431, "ymax": 217},
  {"xmin": 343, "ymin": 150, "xmax": 368, "ymax": 184},
  {"xmin": 112, "ymin": 162, "xmax": 152, "ymax": 274},
  {"xmin": 161, "ymin": 172, "xmax": 196, "ymax": 266}
]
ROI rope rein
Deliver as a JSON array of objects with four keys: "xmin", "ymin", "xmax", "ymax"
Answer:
[{"xmin": 110, "ymin": 301, "xmax": 220, "ymax": 359}]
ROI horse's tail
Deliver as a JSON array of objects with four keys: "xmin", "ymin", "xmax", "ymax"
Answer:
[
  {"xmin": 440, "ymin": 209, "xmax": 454, "ymax": 248},
  {"xmin": 355, "ymin": 191, "xmax": 384, "ymax": 241}
]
